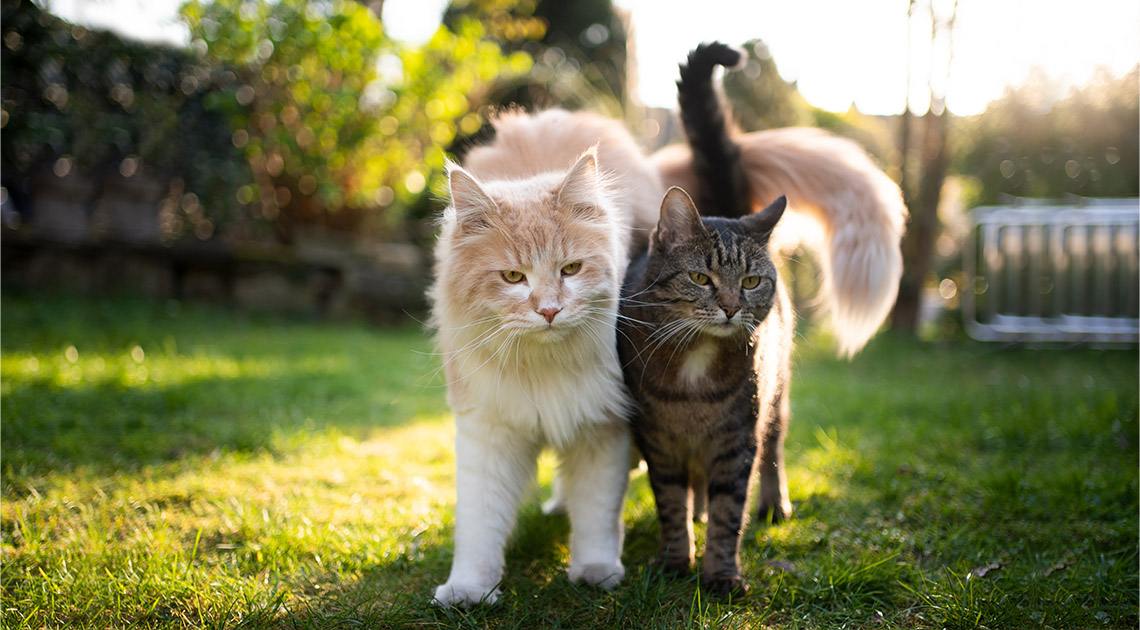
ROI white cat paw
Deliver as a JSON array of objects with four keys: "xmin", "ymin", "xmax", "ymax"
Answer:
[
  {"xmin": 431, "ymin": 581, "xmax": 500, "ymax": 607},
  {"xmin": 568, "ymin": 562, "xmax": 625, "ymax": 590}
]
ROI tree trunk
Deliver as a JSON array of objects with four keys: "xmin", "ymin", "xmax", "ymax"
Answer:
[
  {"xmin": 890, "ymin": 0, "xmax": 957, "ymax": 333},
  {"xmin": 891, "ymin": 108, "xmax": 949, "ymax": 331}
]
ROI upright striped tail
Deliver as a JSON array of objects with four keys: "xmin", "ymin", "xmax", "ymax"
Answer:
[{"xmin": 677, "ymin": 42, "xmax": 752, "ymax": 219}]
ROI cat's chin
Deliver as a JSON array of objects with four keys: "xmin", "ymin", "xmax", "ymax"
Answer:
[
  {"xmin": 525, "ymin": 323, "xmax": 574, "ymax": 343},
  {"xmin": 700, "ymin": 322, "xmax": 748, "ymax": 339}
]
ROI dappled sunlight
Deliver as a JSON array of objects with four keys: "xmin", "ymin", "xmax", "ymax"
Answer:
[
  {"xmin": 1, "ymin": 343, "xmax": 348, "ymax": 394},
  {"xmin": 4, "ymin": 294, "xmax": 1135, "ymax": 627},
  {"xmin": 2, "ymin": 414, "xmax": 466, "ymax": 616},
  {"xmin": 786, "ymin": 427, "xmax": 863, "ymax": 506}
]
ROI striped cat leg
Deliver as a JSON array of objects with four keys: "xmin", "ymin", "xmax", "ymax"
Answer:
[
  {"xmin": 433, "ymin": 414, "xmax": 540, "ymax": 607},
  {"xmin": 559, "ymin": 420, "xmax": 631, "ymax": 590},
  {"xmin": 639, "ymin": 439, "xmax": 695, "ymax": 574},
  {"xmin": 701, "ymin": 432, "xmax": 758, "ymax": 597},
  {"xmin": 756, "ymin": 390, "xmax": 793, "ymax": 524}
]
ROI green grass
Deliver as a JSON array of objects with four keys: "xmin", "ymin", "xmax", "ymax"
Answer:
[{"xmin": 2, "ymin": 291, "xmax": 1137, "ymax": 629}]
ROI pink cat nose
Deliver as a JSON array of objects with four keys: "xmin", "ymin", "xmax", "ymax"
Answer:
[
  {"xmin": 538, "ymin": 306, "xmax": 562, "ymax": 323},
  {"xmin": 721, "ymin": 306, "xmax": 740, "ymax": 319}
]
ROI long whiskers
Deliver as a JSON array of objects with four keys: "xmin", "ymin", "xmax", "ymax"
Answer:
[{"xmin": 418, "ymin": 319, "xmax": 517, "ymax": 388}]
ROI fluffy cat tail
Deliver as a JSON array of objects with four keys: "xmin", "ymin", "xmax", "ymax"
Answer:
[
  {"xmin": 676, "ymin": 42, "xmax": 752, "ymax": 219},
  {"xmin": 652, "ymin": 128, "xmax": 907, "ymax": 358}
]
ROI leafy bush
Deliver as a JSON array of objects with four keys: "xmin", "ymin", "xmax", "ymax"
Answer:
[
  {"xmin": 179, "ymin": 0, "xmax": 534, "ymax": 239},
  {"xmin": 954, "ymin": 68, "xmax": 1140, "ymax": 204},
  {"xmin": 0, "ymin": 0, "xmax": 249, "ymax": 239}
]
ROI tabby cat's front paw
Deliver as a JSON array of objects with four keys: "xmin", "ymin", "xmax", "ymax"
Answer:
[
  {"xmin": 432, "ymin": 581, "xmax": 500, "ymax": 607},
  {"xmin": 702, "ymin": 574, "xmax": 749, "ymax": 598},
  {"xmin": 568, "ymin": 561, "xmax": 625, "ymax": 590},
  {"xmin": 657, "ymin": 554, "xmax": 694, "ymax": 576}
]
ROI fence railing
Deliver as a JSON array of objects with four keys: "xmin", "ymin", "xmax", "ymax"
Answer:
[{"xmin": 963, "ymin": 198, "xmax": 1139, "ymax": 343}]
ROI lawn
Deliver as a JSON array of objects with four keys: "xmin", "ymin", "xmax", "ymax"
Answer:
[{"xmin": 2, "ymin": 292, "xmax": 1137, "ymax": 629}]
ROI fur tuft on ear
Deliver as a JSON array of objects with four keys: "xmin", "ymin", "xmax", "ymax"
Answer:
[
  {"xmin": 448, "ymin": 163, "xmax": 498, "ymax": 231},
  {"xmin": 653, "ymin": 187, "xmax": 706, "ymax": 251},
  {"xmin": 557, "ymin": 148, "xmax": 603, "ymax": 220},
  {"xmin": 743, "ymin": 195, "xmax": 786, "ymax": 235}
]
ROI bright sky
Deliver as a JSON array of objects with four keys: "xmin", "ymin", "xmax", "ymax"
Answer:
[{"xmin": 43, "ymin": 0, "xmax": 1139, "ymax": 116}]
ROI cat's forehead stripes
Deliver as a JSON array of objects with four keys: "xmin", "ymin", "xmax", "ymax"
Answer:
[{"xmin": 680, "ymin": 225, "xmax": 769, "ymax": 280}]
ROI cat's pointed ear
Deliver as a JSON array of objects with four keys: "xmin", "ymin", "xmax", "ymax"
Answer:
[
  {"xmin": 557, "ymin": 148, "xmax": 604, "ymax": 219},
  {"xmin": 743, "ymin": 195, "xmax": 786, "ymax": 236},
  {"xmin": 448, "ymin": 163, "xmax": 497, "ymax": 231},
  {"xmin": 653, "ymin": 187, "xmax": 705, "ymax": 251}
]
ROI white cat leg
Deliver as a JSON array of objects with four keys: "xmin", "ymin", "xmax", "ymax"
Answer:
[
  {"xmin": 558, "ymin": 420, "xmax": 631, "ymax": 589},
  {"xmin": 433, "ymin": 415, "xmax": 539, "ymax": 607}
]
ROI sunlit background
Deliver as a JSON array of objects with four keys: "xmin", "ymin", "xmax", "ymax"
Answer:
[
  {"xmin": 2, "ymin": 4, "xmax": 1137, "ymax": 626},
  {"xmin": 43, "ymin": 0, "xmax": 1140, "ymax": 115},
  {"xmin": 3, "ymin": 0, "xmax": 1137, "ymax": 339}
]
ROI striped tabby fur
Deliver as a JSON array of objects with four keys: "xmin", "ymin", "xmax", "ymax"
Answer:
[
  {"xmin": 619, "ymin": 188, "xmax": 790, "ymax": 598},
  {"xmin": 619, "ymin": 43, "xmax": 796, "ymax": 597}
]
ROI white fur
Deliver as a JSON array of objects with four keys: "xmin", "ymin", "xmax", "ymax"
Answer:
[
  {"xmin": 431, "ymin": 297, "xmax": 632, "ymax": 606},
  {"xmin": 430, "ymin": 111, "xmax": 662, "ymax": 606},
  {"xmin": 678, "ymin": 340, "xmax": 718, "ymax": 389}
]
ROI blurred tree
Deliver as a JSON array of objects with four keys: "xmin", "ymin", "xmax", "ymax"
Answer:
[
  {"xmin": 721, "ymin": 40, "xmax": 812, "ymax": 130},
  {"xmin": 891, "ymin": 0, "xmax": 956, "ymax": 334},
  {"xmin": 953, "ymin": 67, "xmax": 1139, "ymax": 204},
  {"xmin": 1, "ymin": 0, "xmax": 248, "ymax": 241},
  {"xmin": 179, "ymin": 0, "xmax": 532, "ymax": 241},
  {"xmin": 445, "ymin": 0, "xmax": 626, "ymax": 118}
]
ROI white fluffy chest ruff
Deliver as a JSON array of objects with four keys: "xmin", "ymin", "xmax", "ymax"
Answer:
[
  {"xmin": 449, "ymin": 325, "xmax": 628, "ymax": 448},
  {"xmin": 678, "ymin": 340, "xmax": 718, "ymax": 389}
]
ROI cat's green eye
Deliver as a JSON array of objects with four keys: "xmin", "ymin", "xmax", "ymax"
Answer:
[
  {"xmin": 742, "ymin": 275, "xmax": 761, "ymax": 289},
  {"xmin": 501, "ymin": 270, "xmax": 526, "ymax": 284},
  {"xmin": 561, "ymin": 262, "xmax": 582, "ymax": 276},
  {"xmin": 689, "ymin": 272, "xmax": 711, "ymax": 286}
]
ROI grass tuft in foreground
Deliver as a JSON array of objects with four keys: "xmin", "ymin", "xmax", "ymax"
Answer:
[{"xmin": 2, "ymin": 292, "xmax": 1136, "ymax": 629}]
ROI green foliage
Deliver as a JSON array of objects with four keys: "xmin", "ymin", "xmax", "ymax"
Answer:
[
  {"xmin": 179, "ymin": 0, "xmax": 532, "ymax": 235},
  {"xmin": 0, "ymin": 0, "xmax": 248, "ymax": 236},
  {"xmin": 2, "ymin": 293, "xmax": 1136, "ymax": 629},
  {"xmin": 722, "ymin": 41, "xmax": 814, "ymax": 131},
  {"xmin": 446, "ymin": 0, "xmax": 626, "ymax": 116},
  {"xmin": 954, "ymin": 68, "xmax": 1140, "ymax": 205}
]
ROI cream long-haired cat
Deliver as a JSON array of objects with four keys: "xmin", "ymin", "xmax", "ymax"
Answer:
[{"xmin": 429, "ymin": 109, "xmax": 663, "ymax": 607}]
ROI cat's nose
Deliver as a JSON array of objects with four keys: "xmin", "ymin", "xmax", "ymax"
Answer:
[
  {"xmin": 721, "ymin": 306, "xmax": 739, "ymax": 319},
  {"xmin": 538, "ymin": 306, "xmax": 562, "ymax": 323}
]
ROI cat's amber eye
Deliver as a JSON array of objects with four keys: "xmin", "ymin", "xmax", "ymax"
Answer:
[
  {"xmin": 501, "ymin": 270, "xmax": 526, "ymax": 284},
  {"xmin": 561, "ymin": 262, "xmax": 582, "ymax": 276},
  {"xmin": 742, "ymin": 275, "xmax": 761, "ymax": 289},
  {"xmin": 689, "ymin": 272, "xmax": 711, "ymax": 286}
]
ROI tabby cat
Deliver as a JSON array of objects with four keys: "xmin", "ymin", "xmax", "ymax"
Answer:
[
  {"xmin": 651, "ymin": 46, "xmax": 908, "ymax": 357},
  {"xmin": 617, "ymin": 42, "xmax": 793, "ymax": 596}
]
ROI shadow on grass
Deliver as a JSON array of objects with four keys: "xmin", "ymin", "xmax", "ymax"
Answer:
[
  {"xmin": 5, "ymin": 293, "xmax": 1137, "ymax": 629},
  {"xmin": 253, "ymin": 465, "xmax": 912, "ymax": 630},
  {"xmin": 252, "ymin": 504, "xmax": 740, "ymax": 630},
  {"xmin": 1, "ymin": 291, "xmax": 449, "ymax": 479}
]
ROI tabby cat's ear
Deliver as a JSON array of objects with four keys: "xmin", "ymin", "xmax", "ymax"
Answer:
[
  {"xmin": 743, "ymin": 195, "xmax": 786, "ymax": 236},
  {"xmin": 557, "ymin": 148, "xmax": 604, "ymax": 220},
  {"xmin": 448, "ymin": 164, "xmax": 497, "ymax": 231},
  {"xmin": 653, "ymin": 187, "xmax": 706, "ymax": 251}
]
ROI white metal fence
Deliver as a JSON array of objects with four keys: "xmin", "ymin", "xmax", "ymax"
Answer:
[{"xmin": 963, "ymin": 199, "xmax": 1139, "ymax": 343}]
